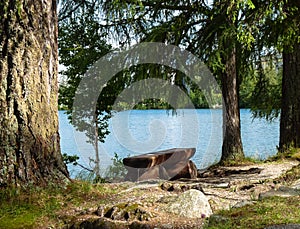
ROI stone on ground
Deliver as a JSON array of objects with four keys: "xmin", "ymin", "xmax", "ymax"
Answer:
[
  {"xmin": 259, "ymin": 186, "xmax": 300, "ymax": 199},
  {"xmin": 165, "ymin": 189, "xmax": 212, "ymax": 218},
  {"xmin": 291, "ymin": 179, "xmax": 300, "ymax": 190}
]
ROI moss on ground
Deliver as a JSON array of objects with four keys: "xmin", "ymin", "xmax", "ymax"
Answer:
[{"xmin": 0, "ymin": 181, "xmax": 124, "ymax": 229}]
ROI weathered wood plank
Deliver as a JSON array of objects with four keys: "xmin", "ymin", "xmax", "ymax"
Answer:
[{"xmin": 123, "ymin": 148, "xmax": 197, "ymax": 181}]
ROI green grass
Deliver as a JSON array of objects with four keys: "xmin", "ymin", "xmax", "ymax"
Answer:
[
  {"xmin": 205, "ymin": 196, "xmax": 300, "ymax": 229},
  {"xmin": 0, "ymin": 188, "xmax": 50, "ymax": 229},
  {"xmin": 0, "ymin": 204, "xmax": 40, "ymax": 229},
  {"xmin": 266, "ymin": 147, "xmax": 300, "ymax": 162},
  {"xmin": 275, "ymin": 164, "xmax": 300, "ymax": 185},
  {"xmin": 0, "ymin": 181, "xmax": 122, "ymax": 229},
  {"xmin": 219, "ymin": 147, "xmax": 300, "ymax": 167}
]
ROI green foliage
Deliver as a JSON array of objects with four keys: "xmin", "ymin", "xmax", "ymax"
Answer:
[
  {"xmin": 133, "ymin": 98, "xmax": 173, "ymax": 110},
  {"xmin": 62, "ymin": 153, "xmax": 79, "ymax": 166},
  {"xmin": 58, "ymin": 11, "xmax": 112, "ymax": 114},
  {"xmin": 239, "ymin": 72, "xmax": 256, "ymax": 108},
  {"xmin": 58, "ymin": 0, "xmax": 287, "ymax": 113},
  {"xmin": 58, "ymin": 3, "xmax": 113, "ymax": 141},
  {"xmin": 0, "ymin": 1, "xmax": 9, "ymax": 21},
  {"xmin": 267, "ymin": 146, "xmax": 300, "ymax": 162},
  {"xmin": 63, "ymin": 153, "xmax": 108, "ymax": 183},
  {"xmin": 74, "ymin": 170, "xmax": 106, "ymax": 184},
  {"xmin": 250, "ymin": 63, "xmax": 282, "ymax": 121},
  {"xmin": 105, "ymin": 153, "xmax": 127, "ymax": 181},
  {"xmin": 189, "ymin": 87, "xmax": 209, "ymax": 108},
  {"xmin": 63, "ymin": 152, "xmax": 127, "ymax": 183},
  {"xmin": 74, "ymin": 170, "xmax": 96, "ymax": 182},
  {"xmin": 16, "ymin": 0, "xmax": 22, "ymax": 17},
  {"xmin": 205, "ymin": 197, "xmax": 300, "ymax": 229},
  {"xmin": 58, "ymin": 3, "xmax": 115, "ymax": 177}
]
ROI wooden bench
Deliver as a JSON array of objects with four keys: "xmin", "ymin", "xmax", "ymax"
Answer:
[{"xmin": 123, "ymin": 148, "xmax": 198, "ymax": 181}]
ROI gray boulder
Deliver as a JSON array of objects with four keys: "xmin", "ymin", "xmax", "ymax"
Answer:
[
  {"xmin": 232, "ymin": 200, "xmax": 254, "ymax": 208},
  {"xmin": 165, "ymin": 189, "xmax": 212, "ymax": 218},
  {"xmin": 291, "ymin": 179, "xmax": 300, "ymax": 190},
  {"xmin": 259, "ymin": 186, "xmax": 300, "ymax": 200}
]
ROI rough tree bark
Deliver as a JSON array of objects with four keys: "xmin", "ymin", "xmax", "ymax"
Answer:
[
  {"xmin": 279, "ymin": 0, "xmax": 300, "ymax": 151},
  {"xmin": 220, "ymin": 47, "xmax": 244, "ymax": 163},
  {"xmin": 0, "ymin": 0, "xmax": 68, "ymax": 187},
  {"xmin": 279, "ymin": 43, "xmax": 300, "ymax": 150}
]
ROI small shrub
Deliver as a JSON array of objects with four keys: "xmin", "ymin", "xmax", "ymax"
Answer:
[
  {"xmin": 62, "ymin": 153, "xmax": 80, "ymax": 166},
  {"xmin": 105, "ymin": 153, "xmax": 127, "ymax": 182}
]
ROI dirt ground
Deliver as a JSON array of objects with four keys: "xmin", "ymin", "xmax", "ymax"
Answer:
[{"xmin": 64, "ymin": 159, "xmax": 300, "ymax": 228}]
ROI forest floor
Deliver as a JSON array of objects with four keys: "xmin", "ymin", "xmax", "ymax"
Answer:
[{"xmin": 1, "ymin": 157, "xmax": 300, "ymax": 229}]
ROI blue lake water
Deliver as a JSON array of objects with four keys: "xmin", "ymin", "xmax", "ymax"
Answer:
[{"xmin": 59, "ymin": 109, "xmax": 279, "ymax": 176}]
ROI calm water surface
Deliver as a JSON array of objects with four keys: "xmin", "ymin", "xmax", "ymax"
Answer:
[{"xmin": 59, "ymin": 109, "xmax": 279, "ymax": 176}]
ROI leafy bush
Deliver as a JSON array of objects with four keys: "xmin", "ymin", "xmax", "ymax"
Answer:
[{"xmin": 105, "ymin": 153, "xmax": 128, "ymax": 182}]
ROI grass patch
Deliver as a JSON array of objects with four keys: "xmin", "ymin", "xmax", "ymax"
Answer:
[
  {"xmin": 205, "ymin": 196, "xmax": 300, "ymax": 229},
  {"xmin": 0, "ymin": 181, "xmax": 122, "ymax": 229},
  {"xmin": 0, "ymin": 204, "xmax": 40, "ymax": 229},
  {"xmin": 226, "ymin": 147, "xmax": 300, "ymax": 167},
  {"xmin": 266, "ymin": 147, "xmax": 300, "ymax": 162},
  {"xmin": 275, "ymin": 164, "xmax": 300, "ymax": 185},
  {"xmin": 0, "ymin": 187, "xmax": 59, "ymax": 229}
]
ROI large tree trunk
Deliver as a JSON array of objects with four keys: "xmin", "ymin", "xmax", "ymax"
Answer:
[
  {"xmin": 279, "ymin": 0, "xmax": 300, "ymax": 151},
  {"xmin": 279, "ymin": 43, "xmax": 300, "ymax": 151},
  {"xmin": 220, "ymin": 47, "xmax": 244, "ymax": 163},
  {"xmin": 0, "ymin": 0, "xmax": 68, "ymax": 187}
]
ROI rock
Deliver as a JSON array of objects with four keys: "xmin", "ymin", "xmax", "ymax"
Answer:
[
  {"xmin": 70, "ymin": 217, "xmax": 120, "ymax": 229},
  {"xmin": 104, "ymin": 206, "xmax": 125, "ymax": 220},
  {"xmin": 123, "ymin": 148, "xmax": 196, "ymax": 181},
  {"xmin": 211, "ymin": 183, "xmax": 230, "ymax": 188},
  {"xmin": 161, "ymin": 182, "xmax": 182, "ymax": 192},
  {"xmin": 96, "ymin": 203, "xmax": 152, "ymax": 222},
  {"xmin": 129, "ymin": 221, "xmax": 152, "ymax": 229},
  {"xmin": 239, "ymin": 184, "xmax": 255, "ymax": 191},
  {"xmin": 165, "ymin": 189, "xmax": 212, "ymax": 218},
  {"xmin": 291, "ymin": 179, "xmax": 300, "ymax": 190},
  {"xmin": 199, "ymin": 167, "xmax": 263, "ymax": 178},
  {"xmin": 159, "ymin": 224, "xmax": 174, "ymax": 229},
  {"xmin": 95, "ymin": 205, "xmax": 109, "ymax": 218},
  {"xmin": 232, "ymin": 200, "xmax": 254, "ymax": 208},
  {"xmin": 129, "ymin": 222, "xmax": 174, "ymax": 229},
  {"xmin": 160, "ymin": 182, "xmax": 173, "ymax": 191},
  {"xmin": 161, "ymin": 182, "xmax": 203, "ymax": 192},
  {"xmin": 278, "ymin": 186, "xmax": 300, "ymax": 195},
  {"xmin": 259, "ymin": 186, "xmax": 300, "ymax": 200},
  {"xmin": 208, "ymin": 214, "xmax": 228, "ymax": 224}
]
